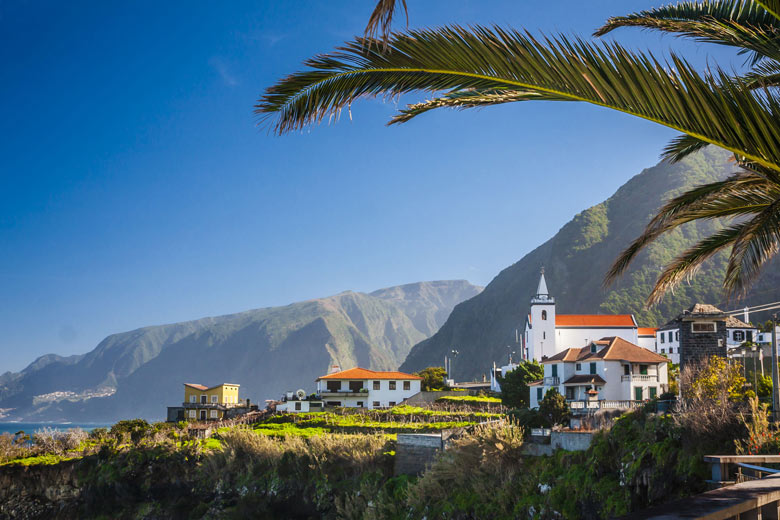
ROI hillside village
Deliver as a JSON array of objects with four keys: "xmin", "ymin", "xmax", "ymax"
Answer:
[{"xmin": 167, "ymin": 269, "xmax": 780, "ymax": 437}]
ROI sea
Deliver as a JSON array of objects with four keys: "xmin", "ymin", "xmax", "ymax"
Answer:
[{"xmin": 0, "ymin": 422, "xmax": 112, "ymax": 436}]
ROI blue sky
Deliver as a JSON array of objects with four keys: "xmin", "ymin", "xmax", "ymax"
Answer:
[{"xmin": 0, "ymin": 1, "xmax": 740, "ymax": 371}]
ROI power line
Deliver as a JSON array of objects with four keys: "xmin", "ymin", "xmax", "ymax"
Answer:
[{"xmin": 725, "ymin": 300, "xmax": 780, "ymax": 316}]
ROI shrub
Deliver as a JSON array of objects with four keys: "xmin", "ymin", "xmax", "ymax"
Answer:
[{"xmin": 538, "ymin": 388, "xmax": 569, "ymax": 427}]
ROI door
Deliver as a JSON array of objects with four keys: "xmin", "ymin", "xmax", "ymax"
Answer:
[
  {"xmin": 649, "ymin": 387, "xmax": 657, "ymax": 399},
  {"xmin": 200, "ymin": 410, "xmax": 207, "ymax": 420},
  {"xmin": 634, "ymin": 387, "xmax": 643, "ymax": 401}
]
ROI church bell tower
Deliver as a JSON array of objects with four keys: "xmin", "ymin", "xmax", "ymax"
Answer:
[{"xmin": 528, "ymin": 267, "xmax": 556, "ymax": 361}]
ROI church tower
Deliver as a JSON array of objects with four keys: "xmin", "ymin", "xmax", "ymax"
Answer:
[{"xmin": 528, "ymin": 268, "xmax": 556, "ymax": 361}]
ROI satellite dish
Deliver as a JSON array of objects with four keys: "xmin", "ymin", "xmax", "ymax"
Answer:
[{"xmin": 296, "ymin": 389, "xmax": 307, "ymax": 400}]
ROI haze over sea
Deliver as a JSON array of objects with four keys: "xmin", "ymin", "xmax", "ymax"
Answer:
[{"xmin": 0, "ymin": 423, "xmax": 111, "ymax": 436}]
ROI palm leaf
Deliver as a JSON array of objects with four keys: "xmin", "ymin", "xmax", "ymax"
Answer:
[
  {"xmin": 647, "ymin": 225, "xmax": 743, "ymax": 304},
  {"xmin": 257, "ymin": 26, "xmax": 780, "ymax": 173},
  {"xmin": 365, "ymin": 0, "xmax": 408, "ymax": 48},
  {"xmin": 605, "ymin": 171, "xmax": 779, "ymax": 285},
  {"xmin": 595, "ymin": 0, "xmax": 780, "ymax": 64},
  {"xmin": 723, "ymin": 198, "xmax": 780, "ymax": 294},
  {"xmin": 756, "ymin": 0, "xmax": 780, "ymax": 21},
  {"xmin": 662, "ymin": 134, "xmax": 713, "ymax": 162},
  {"xmin": 389, "ymin": 88, "xmax": 567, "ymax": 124}
]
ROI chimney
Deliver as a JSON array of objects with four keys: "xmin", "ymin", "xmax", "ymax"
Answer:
[{"xmin": 328, "ymin": 364, "xmax": 341, "ymax": 375}]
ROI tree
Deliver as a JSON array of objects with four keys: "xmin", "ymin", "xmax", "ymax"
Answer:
[
  {"xmin": 682, "ymin": 356, "xmax": 748, "ymax": 402},
  {"xmin": 416, "ymin": 366, "xmax": 448, "ymax": 391},
  {"xmin": 538, "ymin": 388, "xmax": 570, "ymax": 427},
  {"xmin": 498, "ymin": 360, "xmax": 544, "ymax": 409},
  {"xmin": 258, "ymin": 0, "xmax": 780, "ymax": 302}
]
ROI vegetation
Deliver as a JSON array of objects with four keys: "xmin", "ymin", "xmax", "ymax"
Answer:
[
  {"xmin": 416, "ymin": 366, "xmax": 448, "ymax": 390},
  {"xmin": 498, "ymin": 360, "xmax": 544, "ymax": 408},
  {"xmin": 435, "ymin": 395, "xmax": 502, "ymax": 404},
  {"xmin": 259, "ymin": 0, "xmax": 780, "ymax": 302}
]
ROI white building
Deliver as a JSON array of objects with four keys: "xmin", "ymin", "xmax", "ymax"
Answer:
[
  {"xmin": 529, "ymin": 336, "xmax": 669, "ymax": 410},
  {"xmin": 276, "ymin": 389, "xmax": 324, "ymax": 413},
  {"xmin": 316, "ymin": 367, "xmax": 422, "ymax": 409},
  {"xmin": 637, "ymin": 327, "xmax": 658, "ymax": 351},
  {"xmin": 523, "ymin": 269, "xmax": 641, "ymax": 362}
]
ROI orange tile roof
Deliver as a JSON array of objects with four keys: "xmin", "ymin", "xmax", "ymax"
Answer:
[
  {"xmin": 555, "ymin": 314, "xmax": 636, "ymax": 327},
  {"xmin": 637, "ymin": 327, "xmax": 658, "ymax": 336},
  {"xmin": 317, "ymin": 367, "xmax": 422, "ymax": 381},
  {"xmin": 543, "ymin": 337, "xmax": 669, "ymax": 364}
]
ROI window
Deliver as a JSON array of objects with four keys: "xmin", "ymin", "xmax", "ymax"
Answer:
[
  {"xmin": 669, "ymin": 347, "xmax": 674, "ymax": 354},
  {"xmin": 576, "ymin": 363, "xmax": 581, "ymax": 371},
  {"xmin": 649, "ymin": 387, "xmax": 657, "ymax": 399},
  {"xmin": 748, "ymin": 331, "xmax": 754, "ymax": 342},
  {"xmin": 210, "ymin": 410, "xmax": 218, "ymax": 419},
  {"xmin": 590, "ymin": 344, "xmax": 596, "ymax": 353},
  {"xmin": 660, "ymin": 333, "xmax": 665, "ymax": 344},
  {"xmin": 623, "ymin": 365, "xmax": 630, "ymax": 375},
  {"xmin": 389, "ymin": 381, "xmax": 397, "ymax": 390},
  {"xmin": 211, "ymin": 395, "xmax": 218, "ymax": 403},
  {"xmin": 639, "ymin": 365, "xmax": 648, "ymax": 375},
  {"xmin": 403, "ymin": 381, "xmax": 411, "ymax": 391},
  {"xmin": 357, "ymin": 401, "xmax": 364, "ymax": 407},
  {"xmin": 326, "ymin": 401, "xmax": 342, "ymax": 407},
  {"xmin": 661, "ymin": 348, "xmax": 665, "ymax": 354},
  {"xmin": 373, "ymin": 380, "xmax": 380, "ymax": 390},
  {"xmin": 326, "ymin": 381, "xmax": 341, "ymax": 392},
  {"xmin": 675, "ymin": 331, "xmax": 679, "ymax": 341},
  {"xmin": 536, "ymin": 388, "xmax": 543, "ymax": 401},
  {"xmin": 348, "ymin": 381, "xmax": 362, "ymax": 392},
  {"xmin": 543, "ymin": 331, "xmax": 546, "ymax": 340},
  {"xmin": 565, "ymin": 387, "xmax": 575, "ymax": 399},
  {"xmin": 734, "ymin": 330, "xmax": 745, "ymax": 342},
  {"xmin": 190, "ymin": 395, "xmax": 197, "ymax": 403},
  {"xmin": 200, "ymin": 395, "xmax": 207, "ymax": 404},
  {"xmin": 589, "ymin": 363, "xmax": 596, "ymax": 375},
  {"xmin": 692, "ymin": 322, "xmax": 716, "ymax": 333},
  {"xmin": 188, "ymin": 410, "xmax": 196, "ymax": 419},
  {"xmin": 389, "ymin": 401, "xmax": 396, "ymax": 407},
  {"xmin": 310, "ymin": 402, "xmax": 322, "ymax": 409},
  {"xmin": 542, "ymin": 310, "xmax": 547, "ymax": 320},
  {"xmin": 551, "ymin": 364, "xmax": 558, "ymax": 377},
  {"xmin": 372, "ymin": 401, "xmax": 380, "ymax": 407},
  {"xmin": 294, "ymin": 402, "xmax": 302, "ymax": 411}
]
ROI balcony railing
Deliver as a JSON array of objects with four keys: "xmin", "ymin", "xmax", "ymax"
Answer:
[
  {"xmin": 182, "ymin": 402, "xmax": 247, "ymax": 409},
  {"xmin": 620, "ymin": 374, "xmax": 658, "ymax": 382},
  {"xmin": 567, "ymin": 399, "xmax": 644, "ymax": 412},
  {"xmin": 543, "ymin": 376, "xmax": 560, "ymax": 386},
  {"xmin": 320, "ymin": 390, "xmax": 369, "ymax": 397}
]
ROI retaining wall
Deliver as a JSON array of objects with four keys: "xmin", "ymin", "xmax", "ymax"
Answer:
[{"xmin": 394, "ymin": 434, "xmax": 443, "ymax": 475}]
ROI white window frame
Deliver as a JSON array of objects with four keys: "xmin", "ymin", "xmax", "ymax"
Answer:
[
  {"xmin": 692, "ymin": 322, "xmax": 717, "ymax": 333},
  {"xmin": 734, "ymin": 330, "xmax": 745, "ymax": 342},
  {"xmin": 211, "ymin": 395, "xmax": 218, "ymax": 404},
  {"xmin": 190, "ymin": 395, "xmax": 197, "ymax": 403},
  {"xmin": 188, "ymin": 409, "xmax": 196, "ymax": 418},
  {"xmin": 209, "ymin": 409, "xmax": 218, "ymax": 419}
]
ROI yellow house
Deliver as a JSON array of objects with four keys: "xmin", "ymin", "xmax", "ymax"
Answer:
[{"xmin": 182, "ymin": 383, "xmax": 241, "ymax": 421}]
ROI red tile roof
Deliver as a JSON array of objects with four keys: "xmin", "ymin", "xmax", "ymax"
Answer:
[
  {"xmin": 317, "ymin": 367, "xmax": 422, "ymax": 381},
  {"xmin": 555, "ymin": 314, "xmax": 636, "ymax": 327},
  {"xmin": 637, "ymin": 327, "xmax": 658, "ymax": 336},
  {"xmin": 543, "ymin": 337, "xmax": 669, "ymax": 364}
]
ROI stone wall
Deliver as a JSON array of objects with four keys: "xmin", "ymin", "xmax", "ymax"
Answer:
[
  {"xmin": 394, "ymin": 434, "xmax": 442, "ymax": 475},
  {"xmin": 551, "ymin": 431, "xmax": 594, "ymax": 452},
  {"xmin": 680, "ymin": 319, "xmax": 728, "ymax": 368}
]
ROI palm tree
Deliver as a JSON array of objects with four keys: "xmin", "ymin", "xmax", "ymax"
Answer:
[{"xmin": 257, "ymin": 0, "xmax": 780, "ymax": 303}]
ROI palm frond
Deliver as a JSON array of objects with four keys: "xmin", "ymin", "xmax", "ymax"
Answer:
[
  {"xmin": 723, "ymin": 198, "xmax": 780, "ymax": 294},
  {"xmin": 604, "ymin": 171, "xmax": 779, "ymax": 284},
  {"xmin": 389, "ymin": 88, "xmax": 567, "ymax": 124},
  {"xmin": 647, "ymin": 225, "xmax": 743, "ymax": 304},
  {"xmin": 258, "ymin": 26, "xmax": 780, "ymax": 173},
  {"xmin": 755, "ymin": 0, "xmax": 780, "ymax": 21},
  {"xmin": 595, "ymin": 0, "xmax": 780, "ymax": 64},
  {"xmin": 365, "ymin": 0, "xmax": 408, "ymax": 48},
  {"xmin": 662, "ymin": 134, "xmax": 712, "ymax": 162},
  {"xmin": 744, "ymin": 59, "xmax": 780, "ymax": 86}
]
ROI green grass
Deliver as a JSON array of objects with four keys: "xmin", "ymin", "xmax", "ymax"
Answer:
[
  {"xmin": 435, "ymin": 395, "xmax": 502, "ymax": 404},
  {"xmin": 0, "ymin": 453, "xmax": 78, "ymax": 467}
]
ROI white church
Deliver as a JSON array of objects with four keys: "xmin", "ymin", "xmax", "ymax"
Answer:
[{"xmin": 491, "ymin": 269, "xmax": 656, "ymax": 392}]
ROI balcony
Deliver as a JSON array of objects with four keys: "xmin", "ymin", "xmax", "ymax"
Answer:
[
  {"xmin": 567, "ymin": 400, "xmax": 644, "ymax": 413},
  {"xmin": 621, "ymin": 374, "xmax": 658, "ymax": 383},
  {"xmin": 543, "ymin": 376, "xmax": 560, "ymax": 386},
  {"xmin": 320, "ymin": 390, "xmax": 369, "ymax": 397},
  {"xmin": 182, "ymin": 402, "xmax": 247, "ymax": 409}
]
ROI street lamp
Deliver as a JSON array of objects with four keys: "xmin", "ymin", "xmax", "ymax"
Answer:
[{"xmin": 450, "ymin": 349, "xmax": 459, "ymax": 381}]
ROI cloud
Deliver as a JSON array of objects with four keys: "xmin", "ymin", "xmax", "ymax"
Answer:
[{"xmin": 209, "ymin": 57, "xmax": 238, "ymax": 87}]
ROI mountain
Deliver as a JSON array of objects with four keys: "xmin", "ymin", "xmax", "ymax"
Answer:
[
  {"xmin": 0, "ymin": 280, "xmax": 481, "ymax": 422},
  {"xmin": 401, "ymin": 148, "xmax": 780, "ymax": 379}
]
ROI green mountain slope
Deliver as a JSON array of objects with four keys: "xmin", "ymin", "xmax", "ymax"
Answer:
[
  {"xmin": 0, "ymin": 280, "xmax": 481, "ymax": 422},
  {"xmin": 401, "ymin": 148, "xmax": 780, "ymax": 379}
]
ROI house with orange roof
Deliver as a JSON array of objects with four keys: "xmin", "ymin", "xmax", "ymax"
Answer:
[
  {"xmin": 309, "ymin": 366, "xmax": 422, "ymax": 409},
  {"xmin": 529, "ymin": 336, "xmax": 670, "ymax": 411}
]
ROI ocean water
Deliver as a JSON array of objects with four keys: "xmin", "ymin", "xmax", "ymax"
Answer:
[{"xmin": 0, "ymin": 422, "xmax": 112, "ymax": 436}]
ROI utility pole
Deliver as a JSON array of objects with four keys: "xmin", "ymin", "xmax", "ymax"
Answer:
[
  {"xmin": 772, "ymin": 312, "xmax": 779, "ymax": 421},
  {"xmin": 450, "ymin": 349, "xmax": 459, "ymax": 382}
]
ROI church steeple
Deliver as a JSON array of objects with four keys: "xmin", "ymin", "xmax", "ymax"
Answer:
[{"xmin": 532, "ymin": 267, "xmax": 554, "ymax": 303}]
